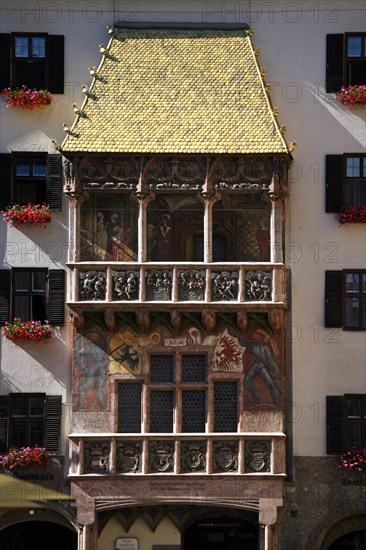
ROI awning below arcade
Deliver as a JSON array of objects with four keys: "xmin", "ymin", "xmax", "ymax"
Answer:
[
  {"xmin": 0, "ymin": 473, "xmax": 73, "ymax": 509},
  {"xmin": 62, "ymin": 24, "xmax": 290, "ymax": 155}
]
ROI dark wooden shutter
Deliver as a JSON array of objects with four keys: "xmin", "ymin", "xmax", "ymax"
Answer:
[
  {"xmin": 0, "ymin": 396, "xmax": 9, "ymax": 452},
  {"xmin": 326, "ymin": 34, "xmax": 344, "ymax": 93},
  {"xmin": 325, "ymin": 271, "xmax": 343, "ymax": 328},
  {"xmin": 326, "ymin": 395, "xmax": 344, "ymax": 454},
  {"xmin": 48, "ymin": 270, "xmax": 65, "ymax": 326},
  {"xmin": 0, "ymin": 153, "xmax": 12, "ymax": 211},
  {"xmin": 45, "ymin": 395, "xmax": 62, "ymax": 452},
  {"xmin": 0, "ymin": 34, "xmax": 11, "ymax": 89},
  {"xmin": 46, "ymin": 35, "xmax": 64, "ymax": 94},
  {"xmin": 326, "ymin": 155, "xmax": 343, "ymax": 213},
  {"xmin": 47, "ymin": 154, "xmax": 62, "ymax": 211},
  {"xmin": 0, "ymin": 270, "xmax": 11, "ymax": 325}
]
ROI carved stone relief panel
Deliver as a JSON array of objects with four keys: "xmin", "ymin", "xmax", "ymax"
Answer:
[
  {"xmin": 179, "ymin": 270, "xmax": 205, "ymax": 301},
  {"xmin": 149, "ymin": 441, "xmax": 174, "ymax": 473},
  {"xmin": 117, "ymin": 442, "xmax": 142, "ymax": 473},
  {"xmin": 181, "ymin": 441, "xmax": 207, "ymax": 473},
  {"xmin": 245, "ymin": 271, "xmax": 272, "ymax": 301},
  {"xmin": 84, "ymin": 441, "xmax": 110, "ymax": 473},
  {"xmin": 146, "ymin": 270, "xmax": 172, "ymax": 301},
  {"xmin": 112, "ymin": 271, "xmax": 139, "ymax": 301},
  {"xmin": 211, "ymin": 271, "xmax": 239, "ymax": 301},
  {"xmin": 79, "ymin": 270, "xmax": 106, "ymax": 301},
  {"xmin": 244, "ymin": 440, "xmax": 271, "ymax": 473},
  {"xmin": 212, "ymin": 441, "xmax": 239, "ymax": 473}
]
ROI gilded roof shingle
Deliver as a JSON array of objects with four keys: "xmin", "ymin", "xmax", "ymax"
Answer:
[{"xmin": 62, "ymin": 28, "xmax": 289, "ymax": 154}]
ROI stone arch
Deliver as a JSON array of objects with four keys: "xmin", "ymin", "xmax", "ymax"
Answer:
[
  {"xmin": 319, "ymin": 514, "xmax": 366, "ymax": 550},
  {"xmin": 0, "ymin": 508, "xmax": 78, "ymax": 550}
]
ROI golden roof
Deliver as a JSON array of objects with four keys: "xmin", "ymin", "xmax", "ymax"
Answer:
[{"xmin": 62, "ymin": 27, "xmax": 289, "ymax": 154}]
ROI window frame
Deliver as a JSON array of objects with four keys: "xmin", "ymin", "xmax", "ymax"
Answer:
[
  {"xmin": 8, "ymin": 392, "xmax": 46, "ymax": 449},
  {"xmin": 12, "ymin": 152, "xmax": 48, "ymax": 205},
  {"xmin": 12, "ymin": 268, "xmax": 48, "ymax": 323},
  {"xmin": 344, "ymin": 154, "xmax": 366, "ymax": 208},
  {"xmin": 345, "ymin": 32, "xmax": 366, "ymax": 86},
  {"xmin": 343, "ymin": 270, "xmax": 366, "ymax": 330},
  {"xmin": 344, "ymin": 394, "xmax": 366, "ymax": 450},
  {"xmin": 117, "ymin": 351, "xmax": 241, "ymax": 434}
]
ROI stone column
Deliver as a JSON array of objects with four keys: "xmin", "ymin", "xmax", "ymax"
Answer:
[
  {"xmin": 78, "ymin": 522, "xmax": 98, "ymax": 550},
  {"xmin": 136, "ymin": 191, "xmax": 154, "ymax": 263},
  {"xmin": 259, "ymin": 497, "xmax": 283, "ymax": 550},
  {"xmin": 201, "ymin": 192, "xmax": 221, "ymax": 263}
]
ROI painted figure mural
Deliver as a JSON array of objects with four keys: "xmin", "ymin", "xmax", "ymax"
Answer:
[{"xmin": 73, "ymin": 333, "xmax": 110, "ymax": 411}]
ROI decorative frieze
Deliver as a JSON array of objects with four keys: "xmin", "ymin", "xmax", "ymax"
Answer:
[
  {"xmin": 84, "ymin": 441, "xmax": 110, "ymax": 473},
  {"xmin": 146, "ymin": 270, "xmax": 172, "ymax": 301},
  {"xmin": 212, "ymin": 157, "xmax": 273, "ymax": 190},
  {"xmin": 117, "ymin": 442, "xmax": 142, "ymax": 473},
  {"xmin": 149, "ymin": 441, "xmax": 174, "ymax": 473},
  {"xmin": 181, "ymin": 441, "xmax": 206, "ymax": 473},
  {"xmin": 245, "ymin": 271, "xmax": 272, "ymax": 301},
  {"xmin": 211, "ymin": 272, "xmax": 239, "ymax": 301},
  {"xmin": 213, "ymin": 441, "xmax": 239, "ymax": 473},
  {"xmin": 112, "ymin": 271, "xmax": 139, "ymax": 300},
  {"xmin": 79, "ymin": 270, "xmax": 106, "ymax": 300},
  {"xmin": 144, "ymin": 156, "xmax": 205, "ymax": 190},
  {"xmin": 244, "ymin": 440, "xmax": 271, "ymax": 473},
  {"xmin": 179, "ymin": 270, "xmax": 205, "ymax": 301},
  {"xmin": 76, "ymin": 156, "xmax": 140, "ymax": 188}
]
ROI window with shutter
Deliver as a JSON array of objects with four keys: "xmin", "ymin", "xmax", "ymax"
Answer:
[
  {"xmin": 326, "ymin": 33, "xmax": 366, "ymax": 92},
  {"xmin": 327, "ymin": 395, "xmax": 366, "ymax": 454},
  {"xmin": 1, "ymin": 153, "xmax": 62, "ymax": 211},
  {"xmin": 0, "ymin": 268, "xmax": 65, "ymax": 326},
  {"xmin": 325, "ymin": 154, "xmax": 366, "ymax": 213},
  {"xmin": 0, "ymin": 394, "xmax": 61, "ymax": 452},
  {"xmin": 1, "ymin": 33, "xmax": 64, "ymax": 93},
  {"xmin": 325, "ymin": 270, "xmax": 366, "ymax": 330}
]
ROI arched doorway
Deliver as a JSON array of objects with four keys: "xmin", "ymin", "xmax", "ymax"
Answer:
[
  {"xmin": 183, "ymin": 514, "xmax": 258, "ymax": 550},
  {"xmin": 328, "ymin": 530, "xmax": 366, "ymax": 549},
  {"xmin": 0, "ymin": 521, "xmax": 77, "ymax": 550}
]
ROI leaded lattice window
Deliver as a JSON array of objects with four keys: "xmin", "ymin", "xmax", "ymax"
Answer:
[
  {"xmin": 150, "ymin": 355, "xmax": 174, "ymax": 383},
  {"xmin": 150, "ymin": 390, "xmax": 174, "ymax": 432},
  {"xmin": 182, "ymin": 390, "xmax": 206, "ymax": 432},
  {"xmin": 182, "ymin": 355, "xmax": 206, "ymax": 382},
  {"xmin": 118, "ymin": 383, "xmax": 142, "ymax": 433},
  {"xmin": 214, "ymin": 382, "xmax": 238, "ymax": 432}
]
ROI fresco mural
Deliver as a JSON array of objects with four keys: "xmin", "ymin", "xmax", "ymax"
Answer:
[
  {"xmin": 73, "ymin": 332, "xmax": 110, "ymax": 411},
  {"xmin": 80, "ymin": 193, "xmax": 138, "ymax": 261},
  {"xmin": 147, "ymin": 194, "xmax": 203, "ymax": 261},
  {"xmin": 213, "ymin": 194, "xmax": 271, "ymax": 262}
]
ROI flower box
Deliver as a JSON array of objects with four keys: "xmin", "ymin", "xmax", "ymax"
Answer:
[
  {"xmin": 3, "ymin": 319, "xmax": 52, "ymax": 343},
  {"xmin": 336, "ymin": 85, "xmax": 366, "ymax": 109},
  {"xmin": 1, "ymin": 86, "xmax": 52, "ymax": 110},
  {"xmin": 2, "ymin": 203, "xmax": 51, "ymax": 225},
  {"xmin": 0, "ymin": 446, "xmax": 51, "ymax": 471},
  {"xmin": 339, "ymin": 448, "xmax": 366, "ymax": 472},
  {"xmin": 336, "ymin": 206, "xmax": 366, "ymax": 225}
]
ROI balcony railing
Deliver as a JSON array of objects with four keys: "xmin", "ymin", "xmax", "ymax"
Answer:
[
  {"xmin": 69, "ymin": 433, "xmax": 286, "ymax": 476},
  {"xmin": 67, "ymin": 262, "xmax": 287, "ymax": 307}
]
